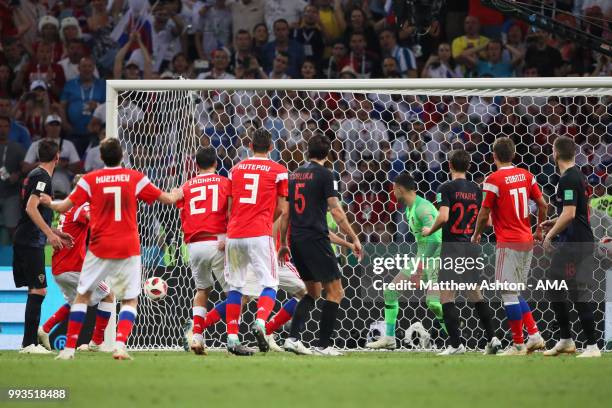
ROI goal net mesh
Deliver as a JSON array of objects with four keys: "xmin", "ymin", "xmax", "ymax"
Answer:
[{"xmin": 114, "ymin": 85, "xmax": 612, "ymax": 351}]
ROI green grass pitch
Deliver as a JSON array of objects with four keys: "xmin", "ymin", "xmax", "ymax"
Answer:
[{"xmin": 1, "ymin": 351, "xmax": 611, "ymax": 408}]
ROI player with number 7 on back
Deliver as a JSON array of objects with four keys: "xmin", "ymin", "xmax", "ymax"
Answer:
[
  {"xmin": 40, "ymin": 138, "xmax": 184, "ymax": 360},
  {"xmin": 471, "ymin": 137, "xmax": 548, "ymax": 356}
]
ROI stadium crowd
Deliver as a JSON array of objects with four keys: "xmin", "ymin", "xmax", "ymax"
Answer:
[{"xmin": 0, "ymin": 0, "xmax": 610, "ymax": 246}]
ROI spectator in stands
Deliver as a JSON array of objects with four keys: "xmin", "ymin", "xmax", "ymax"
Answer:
[
  {"xmin": 231, "ymin": 30, "xmax": 254, "ymax": 72},
  {"xmin": 300, "ymin": 58, "xmax": 317, "ymax": 79},
  {"xmin": 88, "ymin": 0, "xmax": 119, "ymax": 76},
  {"xmin": 262, "ymin": 19, "xmax": 304, "ymax": 78},
  {"xmin": 421, "ymin": 42, "xmax": 462, "ymax": 78},
  {"xmin": 113, "ymin": 32, "xmax": 153, "ymax": 80},
  {"xmin": 194, "ymin": 0, "xmax": 232, "ymax": 61},
  {"xmin": 0, "ymin": 97, "xmax": 31, "ymax": 150},
  {"xmin": 58, "ymin": 0, "xmax": 90, "ymax": 33},
  {"xmin": 315, "ymin": 0, "xmax": 346, "ymax": 45},
  {"xmin": 13, "ymin": 0, "xmax": 45, "ymax": 47},
  {"xmin": 264, "ymin": 0, "xmax": 307, "ymax": 37},
  {"xmin": 230, "ymin": 0, "xmax": 265, "ymax": 38},
  {"xmin": 61, "ymin": 57, "xmax": 105, "ymax": 155},
  {"xmin": 378, "ymin": 28, "xmax": 417, "ymax": 78},
  {"xmin": 32, "ymin": 15, "xmax": 62, "ymax": 63},
  {"xmin": 84, "ymin": 128, "xmax": 106, "ymax": 172},
  {"xmin": 0, "ymin": 64, "xmax": 17, "ymax": 100},
  {"xmin": 150, "ymin": 2, "xmax": 185, "ymax": 73},
  {"xmin": 503, "ymin": 23, "xmax": 526, "ymax": 63},
  {"xmin": 199, "ymin": 48, "xmax": 235, "ymax": 79},
  {"xmin": 17, "ymin": 43, "xmax": 66, "ymax": 99},
  {"xmin": 524, "ymin": 28, "xmax": 563, "ymax": 77},
  {"xmin": 23, "ymin": 114, "xmax": 81, "ymax": 197},
  {"xmin": 452, "ymin": 15, "xmax": 489, "ymax": 66},
  {"xmin": 267, "ymin": 51, "xmax": 291, "ymax": 79},
  {"xmin": 252, "ymin": 23, "xmax": 269, "ymax": 58},
  {"xmin": 59, "ymin": 39, "xmax": 100, "ymax": 81},
  {"xmin": 2, "ymin": 38, "xmax": 29, "ymax": 75},
  {"xmin": 464, "ymin": 39, "xmax": 523, "ymax": 77},
  {"xmin": 340, "ymin": 32, "xmax": 378, "ymax": 78},
  {"xmin": 322, "ymin": 40, "xmax": 346, "ymax": 78},
  {"xmin": 204, "ymin": 103, "xmax": 237, "ymax": 153},
  {"xmin": 14, "ymin": 80, "xmax": 52, "ymax": 142},
  {"xmin": 170, "ymin": 52, "xmax": 194, "ymax": 78},
  {"xmin": 0, "ymin": 113, "xmax": 25, "ymax": 240},
  {"xmin": 381, "ymin": 57, "xmax": 401, "ymax": 78},
  {"xmin": 291, "ymin": 4, "xmax": 325, "ymax": 65},
  {"xmin": 342, "ymin": 7, "xmax": 378, "ymax": 54},
  {"xmin": 59, "ymin": 17, "xmax": 82, "ymax": 52}
]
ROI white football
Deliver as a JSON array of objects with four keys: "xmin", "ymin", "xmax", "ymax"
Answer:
[{"xmin": 144, "ymin": 277, "xmax": 168, "ymax": 300}]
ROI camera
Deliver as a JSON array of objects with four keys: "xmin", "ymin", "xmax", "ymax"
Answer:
[{"xmin": 391, "ymin": 0, "xmax": 444, "ymax": 32}]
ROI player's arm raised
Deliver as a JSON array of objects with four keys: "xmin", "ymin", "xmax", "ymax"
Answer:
[{"xmin": 328, "ymin": 196, "xmax": 362, "ymax": 259}]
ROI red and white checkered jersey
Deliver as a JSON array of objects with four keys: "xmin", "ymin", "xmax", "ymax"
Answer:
[
  {"xmin": 482, "ymin": 166, "xmax": 543, "ymax": 245},
  {"xmin": 69, "ymin": 167, "xmax": 162, "ymax": 259},
  {"xmin": 52, "ymin": 203, "xmax": 89, "ymax": 275},
  {"xmin": 177, "ymin": 172, "xmax": 231, "ymax": 242},
  {"xmin": 227, "ymin": 157, "xmax": 288, "ymax": 238}
]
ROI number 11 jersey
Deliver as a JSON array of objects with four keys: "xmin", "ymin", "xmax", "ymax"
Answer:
[
  {"xmin": 227, "ymin": 157, "xmax": 288, "ymax": 239},
  {"xmin": 482, "ymin": 166, "xmax": 542, "ymax": 244},
  {"xmin": 436, "ymin": 178, "xmax": 482, "ymax": 243}
]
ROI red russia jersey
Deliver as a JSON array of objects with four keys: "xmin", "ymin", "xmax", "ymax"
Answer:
[
  {"xmin": 227, "ymin": 157, "xmax": 288, "ymax": 238},
  {"xmin": 69, "ymin": 167, "xmax": 162, "ymax": 259},
  {"xmin": 482, "ymin": 166, "xmax": 542, "ymax": 245},
  {"xmin": 52, "ymin": 203, "xmax": 89, "ymax": 275},
  {"xmin": 177, "ymin": 172, "xmax": 231, "ymax": 242}
]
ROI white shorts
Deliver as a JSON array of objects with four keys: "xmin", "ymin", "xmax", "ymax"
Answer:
[
  {"xmin": 78, "ymin": 251, "xmax": 141, "ymax": 301},
  {"xmin": 225, "ymin": 236, "xmax": 279, "ymax": 292},
  {"xmin": 188, "ymin": 238, "xmax": 226, "ymax": 291},
  {"xmin": 242, "ymin": 261, "xmax": 305, "ymax": 297},
  {"xmin": 54, "ymin": 272, "xmax": 110, "ymax": 306},
  {"xmin": 495, "ymin": 247, "xmax": 533, "ymax": 285}
]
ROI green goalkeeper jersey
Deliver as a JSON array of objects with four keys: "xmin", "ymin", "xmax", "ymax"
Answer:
[{"xmin": 403, "ymin": 195, "xmax": 442, "ymax": 278}]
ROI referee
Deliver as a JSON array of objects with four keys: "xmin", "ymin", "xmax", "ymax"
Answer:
[
  {"xmin": 542, "ymin": 136, "xmax": 600, "ymax": 358},
  {"xmin": 279, "ymin": 134, "xmax": 362, "ymax": 356},
  {"xmin": 13, "ymin": 139, "xmax": 72, "ymax": 353}
]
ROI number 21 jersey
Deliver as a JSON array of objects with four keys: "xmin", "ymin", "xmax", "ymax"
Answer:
[
  {"xmin": 482, "ymin": 166, "xmax": 542, "ymax": 244},
  {"xmin": 227, "ymin": 157, "xmax": 288, "ymax": 239}
]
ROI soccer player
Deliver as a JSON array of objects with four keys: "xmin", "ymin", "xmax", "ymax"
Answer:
[
  {"xmin": 224, "ymin": 128, "xmax": 289, "ymax": 355},
  {"xmin": 38, "ymin": 175, "xmax": 115, "ymax": 352},
  {"xmin": 422, "ymin": 149, "xmax": 501, "ymax": 355},
  {"xmin": 472, "ymin": 137, "xmax": 548, "ymax": 356},
  {"xmin": 541, "ymin": 136, "xmax": 601, "ymax": 357},
  {"xmin": 176, "ymin": 146, "xmax": 231, "ymax": 355},
  {"xmin": 13, "ymin": 139, "xmax": 73, "ymax": 354},
  {"xmin": 43, "ymin": 138, "xmax": 183, "ymax": 360},
  {"xmin": 366, "ymin": 172, "xmax": 446, "ymax": 350},
  {"xmin": 279, "ymin": 134, "xmax": 362, "ymax": 356}
]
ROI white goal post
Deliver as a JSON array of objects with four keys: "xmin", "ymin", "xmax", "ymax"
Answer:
[{"xmin": 104, "ymin": 77, "xmax": 612, "ymax": 351}]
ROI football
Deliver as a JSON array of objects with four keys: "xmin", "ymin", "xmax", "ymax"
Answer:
[{"xmin": 144, "ymin": 277, "xmax": 168, "ymax": 300}]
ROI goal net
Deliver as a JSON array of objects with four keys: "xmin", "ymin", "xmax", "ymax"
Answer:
[{"xmin": 107, "ymin": 78, "xmax": 612, "ymax": 351}]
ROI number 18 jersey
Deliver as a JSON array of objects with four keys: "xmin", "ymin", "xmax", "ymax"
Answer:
[
  {"xmin": 482, "ymin": 166, "xmax": 542, "ymax": 244},
  {"xmin": 436, "ymin": 179, "xmax": 482, "ymax": 242},
  {"xmin": 227, "ymin": 157, "xmax": 288, "ymax": 239}
]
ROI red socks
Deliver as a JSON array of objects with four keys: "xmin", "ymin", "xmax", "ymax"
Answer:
[
  {"xmin": 193, "ymin": 306, "xmax": 206, "ymax": 335},
  {"xmin": 91, "ymin": 301, "xmax": 113, "ymax": 345},
  {"xmin": 115, "ymin": 305, "xmax": 137, "ymax": 346},
  {"xmin": 42, "ymin": 303, "xmax": 71, "ymax": 333},
  {"xmin": 522, "ymin": 310, "xmax": 539, "ymax": 336},
  {"xmin": 65, "ymin": 303, "xmax": 87, "ymax": 349}
]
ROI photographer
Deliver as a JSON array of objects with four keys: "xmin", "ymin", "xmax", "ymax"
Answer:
[{"xmin": 524, "ymin": 28, "xmax": 563, "ymax": 77}]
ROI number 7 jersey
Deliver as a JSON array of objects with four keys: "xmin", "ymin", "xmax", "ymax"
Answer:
[
  {"xmin": 227, "ymin": 157, "xmax": 288, "ymax": 239},
  {"xmin": 482, "ymin": 166, "xmax": 543, "ymax": 244},
  {"xmin": 69, "ymin": 167, "xmax": 162, "ymax": 259}
]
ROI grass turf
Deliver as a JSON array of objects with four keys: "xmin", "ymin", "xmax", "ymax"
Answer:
[{"xmin": 0, "ymin": 350, "xmax": 611, "ymax": 408}]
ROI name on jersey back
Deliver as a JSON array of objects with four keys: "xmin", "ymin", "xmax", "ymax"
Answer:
[
  {"xmin": 504, "ymin": 173, "xmax": 526, "ymax": 184},
  {"xmin": 95, "ymin": 174, "xmax": 130, "ymax": 184}
]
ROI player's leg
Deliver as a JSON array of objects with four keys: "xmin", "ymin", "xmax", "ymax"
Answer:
[
  {"xmin": 284, "ymin": 280, "xmax": 318, "ymax": 355},
  {"xmin": 88, "ymin": 281, "xmax": 114, "ymax": 351},
  {"xmin": 57, "ymin": 252, "xmax": 106, "ymax": 360},
  {"xmin": 573, "ymin": 248, "xmax": 600, "ymax": 358},
  {"xmin": 496, "ymin": 248, "xmax": 527, "ymax": 356},
  {"xmin": 111, "ymin": 254, "xmax": 143, "ymax": 360},
  {"xmin": 266, "ymin": 262, "xmax": 305, "ymax": 335},
  {"xmin": 14, "ymin": 245, "xmax": 50, "ymax": 354},
  {"xmin": 423, "ymin": 260, "xmax": 446, "ymax": 335},
  {"xmin": 39, "ymin": 272, "xmax": 76, "ymax": 350},
  {"xmin": 437, "ymin": 289, "xmax": 465, "ymax": 355},
  {"xmin": 516, "ymin": 249, "xmax": 544, "ymax": 352},
  {"xmin": 366, "ymin": 272, "xmax": 401, "ymax": 350},
  {"xmin": 465, "ymin": 289, "xmax": 501, "ymax": 354},
  {"xmin": 545, "ymin": 287, "xmax": 576, "ymax": 356},
  {"xmin": 313, "ymin": 277, "xmax": 344, "ymax": 356},
  {"xmin": 224, "ymin": 238, "xmax": 253, "ymax": 355}
]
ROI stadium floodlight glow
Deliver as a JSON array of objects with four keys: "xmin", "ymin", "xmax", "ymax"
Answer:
[{"xmin": 105, "ymin": 77, "xmax": 611, "ymax": 350}]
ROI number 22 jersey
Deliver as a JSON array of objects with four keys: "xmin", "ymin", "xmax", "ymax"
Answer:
[{"xmin": 436, "ymin": 179, "xmax": 482, "ymax": 243}]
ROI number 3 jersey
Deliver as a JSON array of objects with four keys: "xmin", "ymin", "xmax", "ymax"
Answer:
[
  {"xmin": 436, "ymin": 179, "xmax": 482, "ymax": 242},
  {"xmin": 69, "ymin": 167, "xmax": 162, "ymax": 259},
  {"xmin": 177, "ymin": 172, "xmax": 231, "ymax": 242},
  {"xmin": 227, "ymin": 157, "xmax": 288, "ymax": 239},
  {"xmin": 482, "ymin": 166, "xmax": 542, "ymax": 244}
]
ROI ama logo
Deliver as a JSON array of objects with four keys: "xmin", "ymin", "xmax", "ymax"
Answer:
[{"xmin": 54, "ymin": 335, "xmax": 67, "ymax": 350}]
